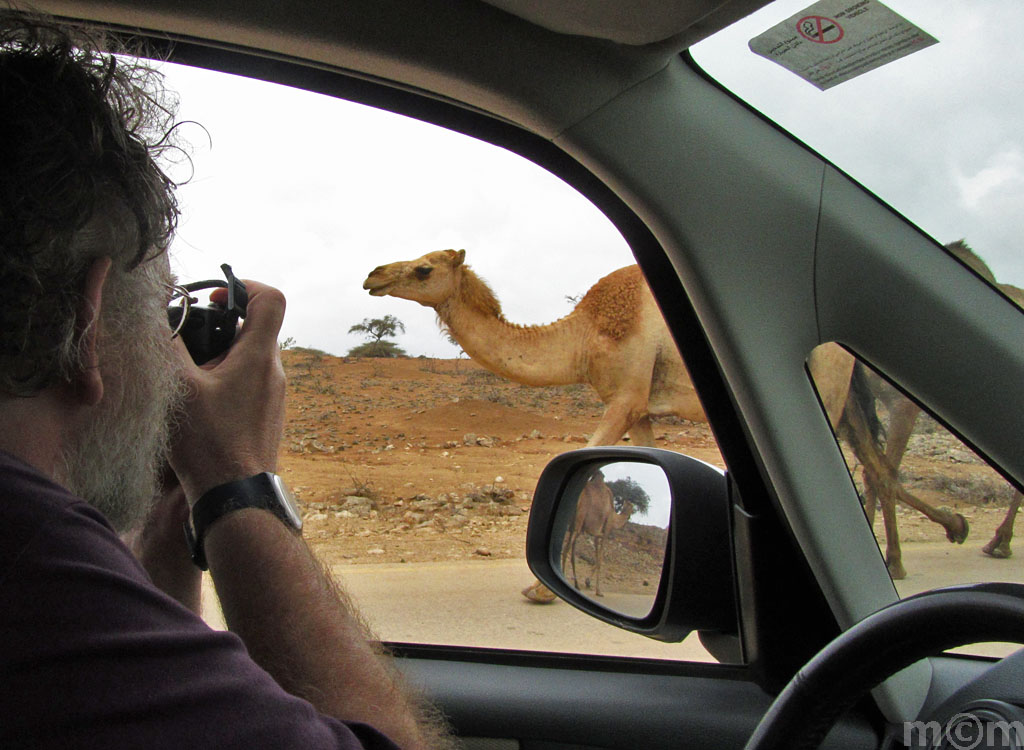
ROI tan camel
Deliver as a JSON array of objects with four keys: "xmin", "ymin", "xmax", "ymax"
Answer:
[
  {"xmin": 363, "ymin": 250, "xmax": 705, "ymax": 446},
  {"xmin": 363, "ymin": 249, "xmax": 700, "ymax": 602},
  {"xmin": 560, "ymin": 469, "xmax": 634, "ymax": 597},
  {"xmin": 944, "ymin": 240, "xmax": 1024, "ymax": 559},
  {"xmin": 808, "ymin": 241, "xmax": 1023, "ymax": 577}
]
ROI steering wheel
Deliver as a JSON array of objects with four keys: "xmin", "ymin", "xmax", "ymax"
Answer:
[{"xmin": 745, "ymin": 583, "xmax": 1024, "ymax": 750}]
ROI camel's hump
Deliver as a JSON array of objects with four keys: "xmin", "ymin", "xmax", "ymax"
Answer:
[{"xmin": 576, "ymin": 265, "xmax": 646, "ymax": 341}]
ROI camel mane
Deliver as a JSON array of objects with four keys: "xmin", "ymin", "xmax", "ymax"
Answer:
[
  {"xmin": 446, "ymin": 265, "xmax": 571, "ymax": 333},
  {"xmin": 457, "ymin": 265, "xmax": 505, "ymax": 319},
  {"xmin": 440, "ymin": 263, "xmax": 642, "ymax": 342}
]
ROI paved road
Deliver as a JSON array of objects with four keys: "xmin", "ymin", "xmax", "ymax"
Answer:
[
  {"xmin": 202, "ymin": 542, "xmax": 1024, "ymax": 661},
  {"xmin": 203, "ymin": 558, "xmax": 713, "ymax": 661}
]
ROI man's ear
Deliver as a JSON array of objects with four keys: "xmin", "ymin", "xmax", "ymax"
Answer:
[{"xmin": 73, "ymin": 257, "xmax": 113, "ymax": 407}]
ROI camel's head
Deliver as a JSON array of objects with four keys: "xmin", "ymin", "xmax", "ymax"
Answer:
[{"xmin": 363, "ymin": 249, "xmax": 466, "ymax": 308}]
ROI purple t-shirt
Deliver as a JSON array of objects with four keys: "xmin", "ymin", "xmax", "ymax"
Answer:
[{"xmin": 0, "ymin": 452, "xmax": 400, "ymax": 749}]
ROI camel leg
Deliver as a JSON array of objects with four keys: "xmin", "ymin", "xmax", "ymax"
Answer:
[
  {"xmin": 878, "ymin": 490, "xmax": 906, "ymax": 580},
  {"xmin": 879, "ymin": 398, "xmax": 973, "ymax": 548},
  {"xmin": 521, "ymin": 579, "xmax": 558, "ymax": 603},
  {"xmin": 843, "ymin": 391, "xmax": 904, "ymax": 575},
  {"xmin": 861, "ymin": 443, "xmax": 968, "ymax": 541},
  {"xmin": 861, "ymin": 467, "xmax": 906, "ymax": 579},
  {"xmin": 593, "ymin": 536, "xmax": 603, "ymax": 597},
  {"xmin": 891, "ymin": 480, "xmax": 968, "ymax": 542},
  {"xmin": 983, "ymin": 491, "xmax": 1022, "ymax": 559},
  {"xmin": 560, "ymin": 530, "xmax": 574, "ymax": 586},
  {"xmin": 844, "ymin": 392, "xmax": 968, "ymax": 581},
  {"xmin": 627, "ymin": 416, "xmax": 656, "ymax": 448},
  {"xmin": 588, "ymin": 398, "xmax": 647, "ymax": 447},
  {"xmin": 876, "ymin": 397, "xmax": 919, "ymax": 581},
  {"xmin": 863, "ymin": 398, "xmax": 917, "ymax": 573},
  {"xmin": 570, "ymin": 532, "xmax": 581, "ymax": 589},
  {"xmin": 863, "ymin": 481, "xmax": 878, "ymax": 528}
]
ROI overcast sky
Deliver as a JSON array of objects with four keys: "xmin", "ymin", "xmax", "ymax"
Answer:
[{"xmin": 161, "ymin": 1, "xmax": 1022, "ymax": 358}]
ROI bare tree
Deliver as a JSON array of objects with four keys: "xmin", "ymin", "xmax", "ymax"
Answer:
[{"xmin": 348, "ymin": 315, "xmax": 406, "ymax": 357}]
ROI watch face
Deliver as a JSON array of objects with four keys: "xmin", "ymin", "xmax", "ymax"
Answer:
[{"xmin": 271, "ymin": 473, "xmax": 303, "ymax": 530}]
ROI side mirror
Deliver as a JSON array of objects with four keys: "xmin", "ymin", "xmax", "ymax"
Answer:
[{"xmin": 526, "ymin": 447, "xmax": 738, "ymax": 644}]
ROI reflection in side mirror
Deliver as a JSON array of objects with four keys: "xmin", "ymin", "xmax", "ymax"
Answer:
[
  {"xmin": 556, "ymin": 462, "xmax": 669, "ymax": 619},
  {"xmin": 527, "ymin": 446, "xmax": 737, "ymax": 645}
]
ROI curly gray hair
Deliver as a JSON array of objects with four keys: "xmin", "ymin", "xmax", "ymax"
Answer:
[{"xmin": 0, "ymin": 11, "xmax": 180, "ymax": 395}]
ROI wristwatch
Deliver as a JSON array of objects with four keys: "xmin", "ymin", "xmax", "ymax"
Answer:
[{"xmin": 185, "ymin": 472, "xmax": 303, "ymax": 570}]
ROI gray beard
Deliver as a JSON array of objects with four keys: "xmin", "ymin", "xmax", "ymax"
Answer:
[{"xmin": 56, "ymin": 292, "xmax": 187, "ymax": 534}]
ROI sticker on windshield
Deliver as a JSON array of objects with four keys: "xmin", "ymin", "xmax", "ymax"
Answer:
[{"xmin": 748, "ymin": 0, "xmax": 937, "ymax": 90}]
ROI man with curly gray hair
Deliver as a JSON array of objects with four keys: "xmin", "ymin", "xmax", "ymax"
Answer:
[{"xmin": 0, "ymin": 12, "xmax": 449, "ymax": 749}]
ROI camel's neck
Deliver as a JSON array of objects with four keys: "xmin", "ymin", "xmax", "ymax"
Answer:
[{"xmin": 437, "ymin": 271, "xmax": 585, "ymax": 387}]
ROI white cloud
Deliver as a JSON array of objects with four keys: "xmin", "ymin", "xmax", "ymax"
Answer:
[{"xmin": 955, "ymin": 147, "xmax": 1024, "ymax": 214}]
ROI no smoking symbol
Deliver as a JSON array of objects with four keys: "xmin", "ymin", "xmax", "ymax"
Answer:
[{"xmin": 798, "ymin": 15, "xmax": 844, "ymax": 43}]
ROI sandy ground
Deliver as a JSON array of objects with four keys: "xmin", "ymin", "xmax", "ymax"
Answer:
[{"xmin": 199, "ymin": 350, "xmax": 1023, "ymax": 661}]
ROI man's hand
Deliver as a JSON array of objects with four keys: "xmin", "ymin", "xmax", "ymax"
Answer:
[{"xmin": 169, "ymin": 280, "xmax": 287, "ymax": 504}]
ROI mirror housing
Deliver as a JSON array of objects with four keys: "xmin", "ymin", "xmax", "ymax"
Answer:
[{"xmin": 527, "ymin": 447, "xmax": 738, "ymax": 644}]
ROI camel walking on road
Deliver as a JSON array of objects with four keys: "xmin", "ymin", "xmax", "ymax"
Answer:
[{"xmin": 561, "ymin": 469, "xmax": 634, "ymax": 598}]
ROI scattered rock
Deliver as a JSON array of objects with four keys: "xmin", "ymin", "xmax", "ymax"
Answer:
[{"xmin": 341, "ymin": 496, "xmax": 374, "ymax": 517}]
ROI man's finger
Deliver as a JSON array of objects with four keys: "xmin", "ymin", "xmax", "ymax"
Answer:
[{"xmin": 232, "ymin": 280, "xmax": 286, "ymax": 351}]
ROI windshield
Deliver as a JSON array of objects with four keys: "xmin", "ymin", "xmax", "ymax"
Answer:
[{"xmin": 691, "ymin": 0, "xmax": 1024, "ymax": 297}]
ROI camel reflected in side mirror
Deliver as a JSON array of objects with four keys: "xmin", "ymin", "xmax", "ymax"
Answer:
[
  {"xmin": 527, "ymin": 446, "xmax": 735, "ymax": 643},
  {"xmin": 553, "ymin": 462, "xmax": 671, "ymax": 619}
]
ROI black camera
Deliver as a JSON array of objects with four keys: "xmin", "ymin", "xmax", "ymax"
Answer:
[{"xmin": 168, "ymin": 264, "xmax": 248, "ymax": 365}]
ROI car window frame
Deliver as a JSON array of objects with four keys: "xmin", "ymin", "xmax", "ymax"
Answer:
[{"xmin": 111, "ymin": 31, "xmax": 843, "ymax": 684}]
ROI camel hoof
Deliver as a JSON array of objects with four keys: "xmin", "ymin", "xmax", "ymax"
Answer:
[
  {"xmin": 945, "ymin": 512, "xmax": 969, "ymax": 544},
  {"xmin": 982, "ymin": 538, "xmax": 1013, "ymax": 559},
  {"xmin": 887, "ymin": 560, "xmax": 907, "ymax": 580},
  {"xmin": 521, "ymin": 582, "xmax": 558, "ymax": 604}
]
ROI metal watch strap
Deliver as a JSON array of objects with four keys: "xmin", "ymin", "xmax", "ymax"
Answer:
[{"xmin": 185, "ymin": 472, "xmax": 296, "ymax": 570}]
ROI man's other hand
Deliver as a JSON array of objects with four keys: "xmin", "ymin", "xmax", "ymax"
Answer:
[{"xmin": 169, "ymin": 280, "xmax": 287, "ymax": 504}]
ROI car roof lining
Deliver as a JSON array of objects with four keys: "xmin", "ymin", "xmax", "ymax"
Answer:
[
  {"xmin": 480, "ymin": 0, "xmax": 773, "ymax": 46},
  {"xmin": 37, "ymin": 0, "xmax": 772, "ymax": 138}
]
